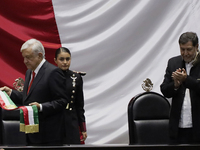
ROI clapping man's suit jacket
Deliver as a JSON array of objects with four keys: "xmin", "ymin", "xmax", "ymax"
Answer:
[{"xmin": 160, "ymin": 55, "xmax": 200, "ymax": 142}]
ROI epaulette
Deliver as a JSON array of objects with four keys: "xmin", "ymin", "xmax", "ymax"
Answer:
[{"xmin": 73, "ymin": 71, "xmax": 86, "ymax": 76}]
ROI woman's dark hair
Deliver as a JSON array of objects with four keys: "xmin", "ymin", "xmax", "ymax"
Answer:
[
  {"xmin": 179, "ymin": 32, "xmax": 199, "ymax": 47},
  {"xmin": 55, "ymin": 47, "xmax": 71, "ymax": 59}
]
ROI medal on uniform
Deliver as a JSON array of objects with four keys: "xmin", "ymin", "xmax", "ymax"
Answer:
[{"xmin": 71, "ymin": 74, "xmax": 77, "ymax": 87}]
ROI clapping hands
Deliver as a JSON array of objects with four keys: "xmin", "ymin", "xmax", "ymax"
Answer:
[{"xmin": 172, "ymin": 68, "xmax": 187, "ymax": 89}]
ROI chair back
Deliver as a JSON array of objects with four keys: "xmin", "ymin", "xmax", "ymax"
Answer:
[
  {"xmin": 128, "ymin": 92, "xmax": 170, "ymax": 145},
  {"xmin": 1, "ymin": 108, "xmax": 26, "ymax": 146}
]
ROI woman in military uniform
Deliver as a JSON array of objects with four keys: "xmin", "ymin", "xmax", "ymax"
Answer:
[{"xmin": 54, "ymin": 47, "xmax": 87, "ymax": 144}]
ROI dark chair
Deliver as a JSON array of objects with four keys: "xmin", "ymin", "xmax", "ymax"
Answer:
[
  {"xmin": 128, "ymin": 91, "xmax": 170, "ymax": 145},
  {"xmin": 1, "ymin": 108, "xmax": 26, "ymax": 146}
]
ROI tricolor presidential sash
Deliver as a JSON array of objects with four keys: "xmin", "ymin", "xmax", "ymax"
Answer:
[
  {"xmin": 0, "ymin": 91, "xmax": 17, "ymax": 110},
  {"xmin": 20, "ymin": 105, "xmax": 39, "ymax": 133},
  {"xmin": 0, "ymin": 90, "xmax": 39, "ymax": 133}
]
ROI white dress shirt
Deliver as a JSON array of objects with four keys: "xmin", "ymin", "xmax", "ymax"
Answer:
[
  {"xmin": 179, "ymin": 61, "xmax": 193, "ymax": 128},
  {"xmin": 30, "ymin": 58, "xmax": 46, "ymax": 80}
]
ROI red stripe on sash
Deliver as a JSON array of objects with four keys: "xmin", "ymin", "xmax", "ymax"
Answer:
[{"xmin": 19, "ymin": 106, "xmax": 29, "ymax": 125}]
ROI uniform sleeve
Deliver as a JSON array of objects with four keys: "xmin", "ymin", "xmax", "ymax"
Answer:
[{"xmin": 75, "ymin": 75, "xmax": 86, "ymax": 132}]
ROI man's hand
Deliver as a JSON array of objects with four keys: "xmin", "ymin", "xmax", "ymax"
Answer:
[
  {"xmin": 29, "ymin": 102, "xmax": 41, "ymax": 111},
  {"xmin": 172, "ymin": 68, "xmax": 187, "ymax": 89},
  {"xmin": 0, "ymin": 86, "xmax": 12, "ymax": 96}
]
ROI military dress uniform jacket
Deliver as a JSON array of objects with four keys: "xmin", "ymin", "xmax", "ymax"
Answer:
[
  {"xmin": 160, "ymin": 55, "xmax": 200, "ymax": 142},
  {"xmin": 10, "ymin": 61, "xmax": 68, "ymax": 145},
  {"xmin": 63, "ymin": 69, "xmax": 86, "ymax": 144}
]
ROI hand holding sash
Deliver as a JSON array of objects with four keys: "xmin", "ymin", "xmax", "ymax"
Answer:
[{"xmin": 0, "ymin": 86, "xmax": 12, "ymax": 96}]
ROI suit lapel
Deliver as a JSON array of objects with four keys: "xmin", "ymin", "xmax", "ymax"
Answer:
[
  {"xmin": 23, "ymin": 70, "xmax": 31, "ymax": 99},
  {"xmin": 24, "ymin": 61, "xmax": 47, "ymax": 100}
]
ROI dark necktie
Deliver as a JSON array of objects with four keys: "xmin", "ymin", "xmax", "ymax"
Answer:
[{"xmin": 27, "ymin": 71, "xmax": 35, "ymax": 94}]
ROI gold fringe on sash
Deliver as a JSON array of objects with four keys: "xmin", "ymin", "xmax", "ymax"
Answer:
[
  {"xmin": 25, "ymin": 124, "xmax": 39, "ymax": 134},
  {"xmin": 20, "ymin": 123, "xmax": 25, "ymax": 132},
  {"xmin": 20, "ymin": 123, "xmax": 39, "ymax": 134}
]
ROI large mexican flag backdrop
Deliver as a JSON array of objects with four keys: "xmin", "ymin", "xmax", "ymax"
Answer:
[{"xmin": 1, "ymin": 0, "xmax": 200, "ymax": 144}]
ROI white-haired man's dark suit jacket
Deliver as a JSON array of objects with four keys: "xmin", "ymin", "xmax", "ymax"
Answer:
[{"xmin": 11, "ymin": 61, "xmax": 68, "ymax": 145}]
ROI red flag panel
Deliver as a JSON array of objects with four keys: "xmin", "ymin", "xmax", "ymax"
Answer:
[{"xmin": 0, "ymin": 0, "xmax": 61, "ymax": 87}]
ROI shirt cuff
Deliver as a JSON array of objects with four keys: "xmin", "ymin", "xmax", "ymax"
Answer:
[{"xmin": 39, "ymin": 104, "xmax": 42, "ymax": 112}]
